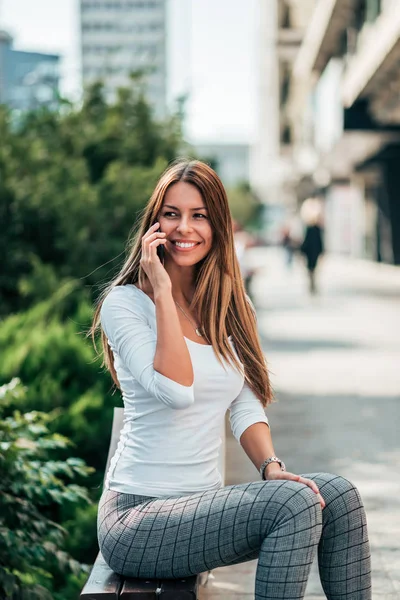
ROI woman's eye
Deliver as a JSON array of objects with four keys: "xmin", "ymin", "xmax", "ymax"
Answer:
[{"xmin": 163, "ymin": 212, "xmax": 207, "ymax": 219}]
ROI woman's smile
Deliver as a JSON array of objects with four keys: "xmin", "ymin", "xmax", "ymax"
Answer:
[{"xmin": 169, "ymin": 240, "xmax": 202, "ymax": 253}]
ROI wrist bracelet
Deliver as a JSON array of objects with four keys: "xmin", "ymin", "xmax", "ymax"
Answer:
[{"xmin": 259, "ymin": 456, "xmax": 286, "ymax": 480}]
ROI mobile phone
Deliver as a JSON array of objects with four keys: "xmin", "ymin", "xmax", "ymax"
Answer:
[
  {"xmin": 154, "ymin": 223, "xmax": 165, "ymax": 263},
  {"xmin": 157, "ymin": 242, "xmax": 165, "ymax": 263}
]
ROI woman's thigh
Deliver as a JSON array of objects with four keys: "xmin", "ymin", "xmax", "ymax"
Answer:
[{"xmin": 98, "ymin": 478, "xmax": 321, "ymax": 579}]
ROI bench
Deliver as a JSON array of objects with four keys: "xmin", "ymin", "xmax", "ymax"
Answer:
[{"xmin": 80, "ymin": 407, "xmax": 226, "ymax": 599}]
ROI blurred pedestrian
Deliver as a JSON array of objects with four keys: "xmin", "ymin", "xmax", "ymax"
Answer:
[
  {"xmin": 300, "ymin": 198, "xmax": 324, "ymax": 294},
  {"xmin": 300, "ymin": 221, "xmax": 324, "ymax": 294},
  {"xmin": 233, "ymin": 219, "xmax": 257, "ymax": 300},
  {"xmin": 280, "ymin": 213, "xmax": 303, "ymax": 269}
]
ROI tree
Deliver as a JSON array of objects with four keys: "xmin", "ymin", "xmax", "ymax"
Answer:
[{"xmin": 227, "ymin": 181, "xmax": 264, "ymax": 230}]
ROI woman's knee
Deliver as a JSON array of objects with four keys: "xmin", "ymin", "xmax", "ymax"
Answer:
[
  {"xmin": 260, "ymin": 480, "xmax": 322, "ymax": 535},
  {"xmin": 282, "ymin": 481, "xmax": 322, "ymax": 516},
  {"xmin": 312, "ymin": 472, "xmax": 362, "ymax": 501},
  {"xmin": 307, "ymin": 472, "xmax": 365, "ymax": 522}
]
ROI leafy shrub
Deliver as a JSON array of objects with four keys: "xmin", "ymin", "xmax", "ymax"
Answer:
[
  {"xmin": 0, "ymin": 281, "xmax": 117, "ymax": 481},
  {"xmin": 0, "ymin": 378, "xmax": 94, "ymax": 599}
]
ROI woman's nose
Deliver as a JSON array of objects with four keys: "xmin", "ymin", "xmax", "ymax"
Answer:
[{"xmin": 176, "ymin": 218, "xmax": 193, "ymax": 233}]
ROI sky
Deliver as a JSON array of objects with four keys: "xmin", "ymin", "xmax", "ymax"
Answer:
[{"xmin": 0, "ymin": 0, "xmax": 258, "ymax": 143}]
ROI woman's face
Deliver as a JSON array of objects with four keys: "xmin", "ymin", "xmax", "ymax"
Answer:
[{"xmin": 158, "ymin": 181, "xmax": 213, "ymax": 266}]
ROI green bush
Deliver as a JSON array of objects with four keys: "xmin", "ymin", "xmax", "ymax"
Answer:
[
  {"xmin": 0, "ymin": 378, "xmax": 94, "ymax": 599},
  {"xmin": 0, "ymin": 281, "xmax": 117, "ymax": 482},
  {"xmin": 0, "ymin": 282, "xmax": 118, "ymax": 597}
]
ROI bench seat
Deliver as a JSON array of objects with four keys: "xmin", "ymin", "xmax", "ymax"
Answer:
[{"xmin": 80, "ymin": 552, "xmax": 199, "ymax": 599}]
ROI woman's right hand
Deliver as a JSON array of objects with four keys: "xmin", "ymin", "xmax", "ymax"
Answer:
[{"xmin": 140, "ymin": 222, "xmax": 171, "ymax": 292}]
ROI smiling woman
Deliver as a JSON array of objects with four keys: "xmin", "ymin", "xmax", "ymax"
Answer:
[
  {"xmin": 158, "ymin": 182, "xmax": 213, "ymax": 261},
  {"xmin": 89, "ymin": 159, "xmax": 371, "ymax": 600},
  {"xmin": 93, "ymin": 158, "xmax": 267, "ymax": 369}
]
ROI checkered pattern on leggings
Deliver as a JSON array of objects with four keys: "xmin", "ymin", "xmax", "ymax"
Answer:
[{"xmin": 97, "ymin": 472, "xmax": 371, "ymax": 600}]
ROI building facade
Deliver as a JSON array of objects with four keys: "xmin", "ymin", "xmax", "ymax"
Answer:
[
  {"xmin": 250, "ymin": 0, "xmax": 315, "ymax": 242},
  {"xmin": 250, "ymin": 0, "xmax": 281, "ymax": 206},
  {"xmin": 80, "ymin": 0, "xmax": 167, "ymax": 117},
  {"xmin": 0, "ymin": 31, "xmax": 60, "ymax": 112},
  {"xmin": 283, "ymin": 0, "xmax": 400, "ymax": 264}
]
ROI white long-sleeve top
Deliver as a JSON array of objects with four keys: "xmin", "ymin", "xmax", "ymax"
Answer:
[{"xmin": 100, "ymin": 284, "xmax": 269, "ymax": 497}]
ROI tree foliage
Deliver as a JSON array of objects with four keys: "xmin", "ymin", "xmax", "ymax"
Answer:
[
  {"xmin": 0, "ymin": 378, "xmax": 93, "ymax": 600},
  {"xmin": 0, "ymin": 280, "xmax": 114, "ymax": 478},
  {"xmin": 226, "ymin": 181, "xmax": 263, "ymax": 230}
]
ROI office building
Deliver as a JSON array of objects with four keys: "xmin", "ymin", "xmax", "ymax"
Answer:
[
  {"xmin": 0, "ymin": 30, "xmax": 60, "ymax": 112},
  {"xmin": 250, "ymin": 0, "xmax": 314, "ymax": 243},
  {"xmin": 284, "ymin": 0, "xmax": 400, "ymax": 264},
  {"xmin": 80, "ymin": 0, "xmax": 167, "ymax": 116},
  {"xmin": 251, "ymin": 1, "xmax": 314, "ymax": 205}
]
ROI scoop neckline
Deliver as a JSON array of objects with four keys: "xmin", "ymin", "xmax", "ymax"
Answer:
[{"xmin": 128, "ymin": 284, "xmax": 227, "ymax": 348}]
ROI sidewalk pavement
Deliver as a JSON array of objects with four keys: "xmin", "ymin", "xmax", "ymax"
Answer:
[{"xmin": 200, "ymin": 248, "xmax": 400, "ymax": 599}]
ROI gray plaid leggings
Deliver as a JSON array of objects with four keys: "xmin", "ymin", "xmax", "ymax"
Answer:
[{"xmin": 97, "ymin": 472, "xmax": 371, "ymax": 599}]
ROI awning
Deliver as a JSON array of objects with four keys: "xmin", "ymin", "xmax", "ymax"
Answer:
[
  {"xmin": 318, "ymin": 131, "xmax": 400, "ymax": 179},
  {"xmin": 293, "ymin": 0, "xmax": 357, "ymax": 78},
  {"xmin": 341, "ymin": 6, "xmax": 400, "ymax": 123}
]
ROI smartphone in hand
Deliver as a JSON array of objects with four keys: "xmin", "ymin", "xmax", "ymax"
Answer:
[
  {"xmin": 154, "ymin": 223, "xmax": 165, "ymax": 264},
  {"xmin": 157, "ymin": 241, "xmax": 165, "ymax": 264}
]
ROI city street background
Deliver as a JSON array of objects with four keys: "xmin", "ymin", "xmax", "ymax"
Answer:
[{"xmin": 1, "ymin": 0, "xmax": 400, "ymax": 598}]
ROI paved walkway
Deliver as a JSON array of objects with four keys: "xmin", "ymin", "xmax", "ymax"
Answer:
[{"xmin": 200, "ymin": 248, "xmax": 400, "ymax": 599}]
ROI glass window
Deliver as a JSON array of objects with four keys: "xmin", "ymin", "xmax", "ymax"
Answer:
[{"xmin": 365, "ymin": 0, "xmax": 381, "ymax": 22}]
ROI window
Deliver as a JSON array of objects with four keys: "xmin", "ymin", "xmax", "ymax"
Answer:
[
  {"xmin": 81, "ymin": 0, "xmax": 163, "ymax": 11},
  {"xmin": 365, "ymin": 0, "xmax": 381, "ymax": 22}
]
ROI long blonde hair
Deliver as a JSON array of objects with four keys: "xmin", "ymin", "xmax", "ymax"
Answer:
[{"xmin": 89, "ymin": 159, "xmax": 273, "ymax": 407}]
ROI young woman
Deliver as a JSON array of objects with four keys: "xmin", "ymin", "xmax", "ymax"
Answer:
[{"xmin": 91, "ymin": 159, "xmax": 371, "ymax": 600}]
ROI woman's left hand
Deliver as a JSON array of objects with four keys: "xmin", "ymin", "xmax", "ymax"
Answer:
[{"xmin": 265, "ymin": 468, "xmax": 326, "ymax": 509}]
